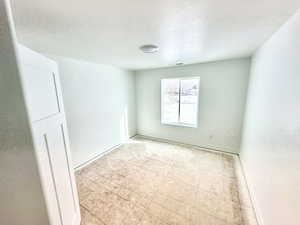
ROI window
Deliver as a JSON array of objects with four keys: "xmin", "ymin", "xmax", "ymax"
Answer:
[{"xmin": 161, "ymin": 77, "xmax": 200, "ymax": 127}]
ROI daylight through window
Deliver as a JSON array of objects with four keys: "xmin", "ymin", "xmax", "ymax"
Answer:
[{"xmin": 161, "ymin": 77, "xmax": 200, "ymax": 127}]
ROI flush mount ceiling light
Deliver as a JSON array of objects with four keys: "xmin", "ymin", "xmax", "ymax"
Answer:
[{"xmin": 140, "ymin": 44, "xmax": 159, "ymax": 53}]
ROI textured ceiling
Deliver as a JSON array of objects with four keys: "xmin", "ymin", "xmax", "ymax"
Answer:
[{"xmin": 11, "ymin": 0, "xmax": 300, "ymax": 70}]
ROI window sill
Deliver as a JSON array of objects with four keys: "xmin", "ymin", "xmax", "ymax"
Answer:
[{"xmin": 161, "ymin": 122, "xmax": 198, "ymax": 128}]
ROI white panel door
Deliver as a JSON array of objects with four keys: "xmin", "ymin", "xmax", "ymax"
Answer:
[
  {"xmin": 22, "ymin": 65, "xmax": 61, "ymax": 121},
  {"xmin": 18, "ymin": 45, "xmax": 81, "ymax": 225}
]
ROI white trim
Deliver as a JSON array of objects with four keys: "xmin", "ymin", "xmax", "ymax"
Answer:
[
  {"xmin": 234, "ymin": 156, "xmax": 260, "ymax": 225},
  {"xmin": 161, "ymin": 77, "xmax": 200, "ymax": 128},
  {"xmin": 239, "ymin": 156, "xmax": 264, "ymax": 225},
  {"xmin": 74, "ymin": 144, "xmax": 121, "ymax": 171},
  {"xmin": 135, "ymin": 134, "xmax": 238, "ymax": 156},
  {"xmin": 161, "ymin": 122, "xmax": 197, "ymax": 128},
  {"xmin": 74, "ymin": 135, "xmax": 137, "ymax": 171},
  {"xmin": 75, "ymin": 134, "xmax": 238, "ymax": 172}
]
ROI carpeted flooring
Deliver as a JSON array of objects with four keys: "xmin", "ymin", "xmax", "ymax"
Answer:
[{"xmin": 76, "ymin": 137, "xmax": 255, "ymax": 225}]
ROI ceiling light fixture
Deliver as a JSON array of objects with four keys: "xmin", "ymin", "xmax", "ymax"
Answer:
[{"xmin": 140, "ymin": 44, "xmax": 159, "ymax": 53}]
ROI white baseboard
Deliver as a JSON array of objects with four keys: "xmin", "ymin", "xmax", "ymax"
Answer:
[
  {"xmin": 134, "ymin": 134, "xmax": 238, "ymax": 156},
  {"xmin": 74, "ymin": 144, "xmax": 121, "ymax": 171},
  {"xmin": 238, "ymin": 156, "xmax": 264, "ymax": 225},
  {"xmin": 74, "ymin": 134, "xmax": 137, "ymax": 171}
]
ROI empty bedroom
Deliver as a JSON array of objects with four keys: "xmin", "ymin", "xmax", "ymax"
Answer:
[{"xmin": 0, "ymin": 0, "xmax": 299, "ymax": 225}]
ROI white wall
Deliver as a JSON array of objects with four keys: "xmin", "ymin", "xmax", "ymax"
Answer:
[
  {"xmin": 240, "ymin": 10, "xmax": 300, "ymax": 225},
  {"xmin": 135, "ymin": 58, "xmax": 251, "ymax": 153},
  {"xmin": 50, "ymin": 56, "xmax": 136, "ymax": 168},
  {"xmin": 0, "ymin": 1, "xmax": 49, "ymax": 224}
]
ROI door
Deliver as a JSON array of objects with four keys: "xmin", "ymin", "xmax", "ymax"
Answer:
[{"xmin": 18, "ymin": 45, "xmax": 81, "ymax": 225}]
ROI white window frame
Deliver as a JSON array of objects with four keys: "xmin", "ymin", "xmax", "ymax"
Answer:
[{"xmin": 161, "ymin": 76, "xmax": 200, "ymax": 128}]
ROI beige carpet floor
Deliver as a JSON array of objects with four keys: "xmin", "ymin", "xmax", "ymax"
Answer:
[{"xmin": 76, "ymin": 137, "xmax": 251, "ymax": 225}]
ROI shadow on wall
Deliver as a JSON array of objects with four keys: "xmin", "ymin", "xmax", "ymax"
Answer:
[{"xmin": 120, "ymin": 106, "xmax": 129, "ymax": 142}]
